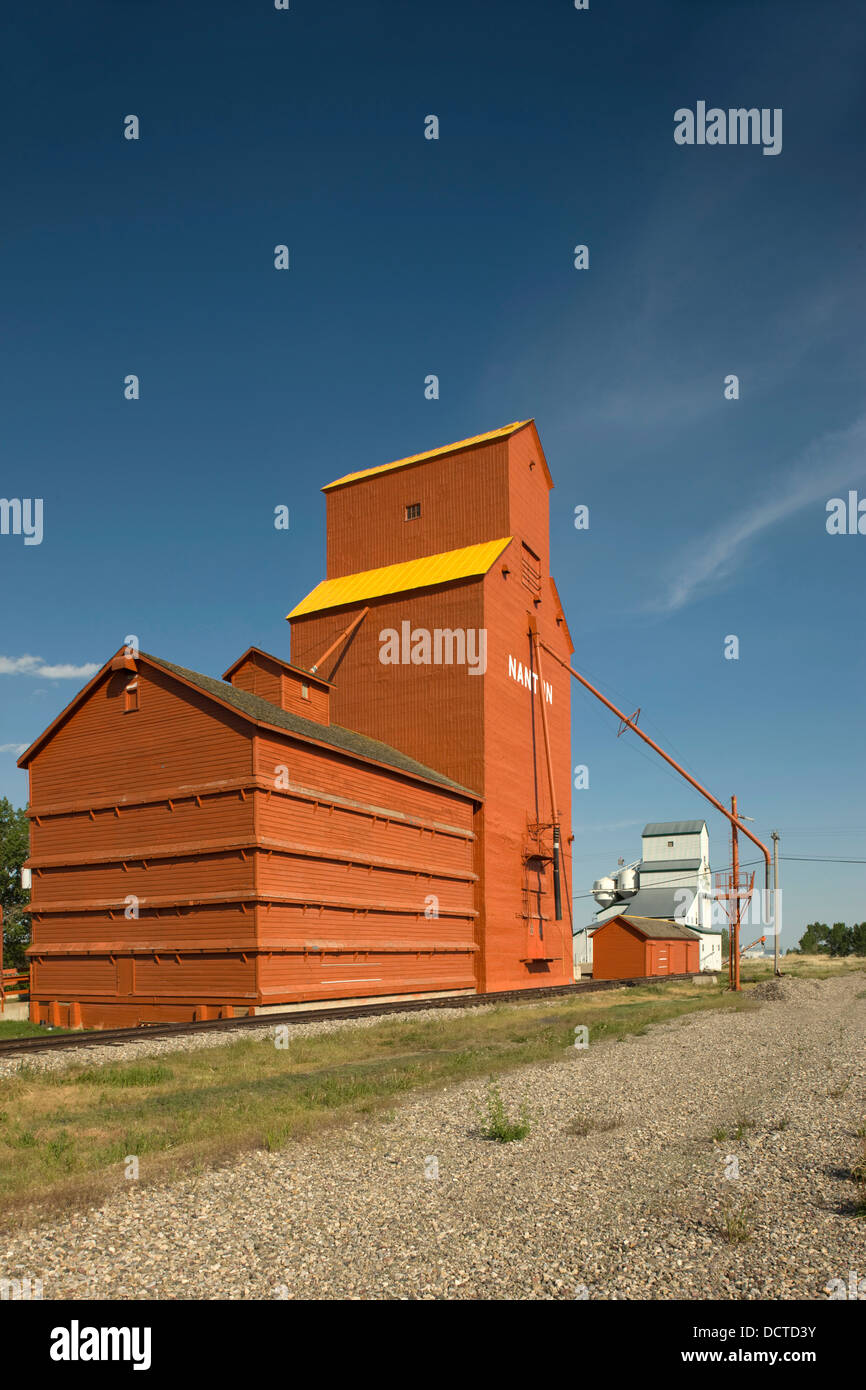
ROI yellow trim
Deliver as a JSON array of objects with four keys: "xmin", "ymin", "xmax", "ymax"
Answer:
[
  {"xmin": 322, "ymin": 421, "xmax": 531, "ymax": 492},
  {"xmin": 287, "ymin": 538, "xmax": 513, "ymax": 618}
]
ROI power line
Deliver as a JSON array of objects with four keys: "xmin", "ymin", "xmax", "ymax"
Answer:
[
  {"xmin": 735, "ymin": 855, "xmax": 866, "ymax": 866},
  {"xmin": 780, "ymin": 855, "xmax": 866, "ymax": 865},
  {"xmin": 575, "ymin": 852, "xmax": 866, "ymax": 902}
]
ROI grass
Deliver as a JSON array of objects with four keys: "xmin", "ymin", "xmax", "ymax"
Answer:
[
  {"xmin": 566, "ymin": 1110, "xmax": 622, "ymax": 1137},
  {"xmin": 0, "ymin": 979, "xmax": 756, "ymax": 1226},
  {"xmin": 711, "ymin": 1113, "xmax": 755, "ymax": 1143},
  {"xmin": 478, "ymin": 1081, "xmax": 531, "ymax": 1142},
  {"xmin": 0, "ymin": 1020, "xmax": 70, "ymax": 1040},
  {"xmin": 716, "ymin": 1197, "xmax": 756, "ymax": 1244},
  {"xmin": 741, "ymin": 955, "xmax": 866, "ymax": 984}
]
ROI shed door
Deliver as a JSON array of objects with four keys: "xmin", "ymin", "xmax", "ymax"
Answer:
[{"xmin": 655, "ymin": 944, "xmax": 670, "ymax": 975}]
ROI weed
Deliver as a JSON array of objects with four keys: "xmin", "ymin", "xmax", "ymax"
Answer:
[
  {"xmin": 478, "ymin": 1081, "xmax": 531, "ymax": 1143},
  {"xmin": 828, "ymin": 1076, "xmax": 852, "ymax": 1099},
  {"xmin": 716, "ymin": 1197, "xmax": 756, "ymax": 1243},
  {"xmin": 566, "ymin": 1111, "xmax": 621, "ymax": 1137}
]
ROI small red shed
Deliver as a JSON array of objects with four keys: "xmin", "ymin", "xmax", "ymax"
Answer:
[{"xmin": 591, "ymin": 914, "xmax": 700, "ymax": 981}]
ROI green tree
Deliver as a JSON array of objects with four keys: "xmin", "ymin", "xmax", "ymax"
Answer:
[
  {"xmin": 0, "ymin": 797, "xmax": 30, "ymax": 972},
  {"xmin": 826, "ymin": 922, "xmax": 854, "ymax": 957},
  {"xmin": 851, "ymin": 923, "xmax": 866, "ymax": 957},
  {"xmin": 797, "ymin": 922, "xmax": 828, "ymax": 954}
]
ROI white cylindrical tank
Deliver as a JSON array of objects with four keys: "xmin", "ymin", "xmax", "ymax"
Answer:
[
  {"xmin": 593, "ymin": 876, "xmax": 618, "ymax": 907},
  {"xmin": 616, "ymin": 866, "xmax": 639, "ymax": 897}
]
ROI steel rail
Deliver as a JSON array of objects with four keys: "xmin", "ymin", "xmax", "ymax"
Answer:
[{"xmin": 0, "ymin": 972, "xmax": 710, "ymax": 1057}]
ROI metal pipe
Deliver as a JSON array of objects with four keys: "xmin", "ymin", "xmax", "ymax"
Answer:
[
  {"xmin": 731, "ymin": 795, "xmax": 741, "ymax": 992},
  {"xmin": 310, "ymin": 607, "xmax": 370, "ymax": 674},
  {"xmin": 529, "ymin": 621, "xmax": 562, "ymax": 921},
  {"xmin": 552, "ymin": 825, "xmax": 562, "ymax": 922},
  {"xmin": 540, "ymin": 641, "xmax": 773, "ymax": 981}
]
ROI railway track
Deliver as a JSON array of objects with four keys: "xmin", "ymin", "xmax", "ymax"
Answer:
[{"xmin": 0, "ymin": 973, "xmax": 708, "ymax": 1058}]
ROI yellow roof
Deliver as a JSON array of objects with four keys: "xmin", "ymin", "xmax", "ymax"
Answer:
[
  {"xmin": 322, "ymin": 421, "xmax": 531, "ymax": 492},
  {"xmin": 288, "ymin": 537, "xmax": 513, "ymax": 618}
]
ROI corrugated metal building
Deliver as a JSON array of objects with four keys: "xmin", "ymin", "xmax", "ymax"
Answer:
[{"xmin": 577, "ymin": 820, "xmax": 722, "ymax": 974}]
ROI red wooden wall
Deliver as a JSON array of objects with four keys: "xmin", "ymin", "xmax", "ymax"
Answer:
[
  {"xmin": 23, "ymin": 659, "xmax": 478, "ymax": 1025},
  {"xmin": 592, "ymin": 918, "xmax": 700, "ymax": 981},
  {"xmin": 291, "ymin": 421, "xmax": 574, "ymax": 993}
]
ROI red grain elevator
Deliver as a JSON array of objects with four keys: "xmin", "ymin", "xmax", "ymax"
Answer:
[{"xmin": 288, "ymin": 420, "xmax": 575, "ymax": 991}]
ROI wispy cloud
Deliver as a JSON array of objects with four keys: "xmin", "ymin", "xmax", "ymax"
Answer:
[
  {"xmin": 0, "ymin": 655, "xmax": 100, "ymax": 680},
  {"xmin": 649, "ymin": 413, "xmax": 866, "ymax": 613},
  {"xmin": 573, "ymin": 818, "xmax": 645, "ymax": 835},
  {"xmin": 0, "ymin": 742, "xmax": 28, "ymax": 755}
]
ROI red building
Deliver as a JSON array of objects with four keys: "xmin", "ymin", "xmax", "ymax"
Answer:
[
  {"xmin": 19, "ymin": 420, "xmax": 575, "ymax": 1025},
  {"xmin": 289, "ymin": 420, "xmax": 575, "ymax": 992},
  {"xmin": 591, "ymin": 916, "xmax": 701, "ymax": 981}
]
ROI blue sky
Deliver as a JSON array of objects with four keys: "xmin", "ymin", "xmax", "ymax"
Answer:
[{"xmin": 1, "ymin": 0, "xmax": 864, "ymax": 947}]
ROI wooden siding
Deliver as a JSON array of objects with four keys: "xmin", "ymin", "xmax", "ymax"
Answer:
[
  {"xmin": 289, "ymin": 585, "xmax": 487, "ymax": 796},
  {"xmin": 291, "ymin": 425, "xmax": 573, "ymax": 994},
  {"xmin": 325, "ymin": 440, "xmax": 512, "ymax": 577},
  {"xmin": 280, "ymin": 673, "xmax": 330, "ymax": 725},
  {"xmin": 23, "ymin": 421, "xmax": 575, "ymax": 1022},
  {"xmin": 29, "ymin": 901, "xmax": 258, "ymax": 951},
  {"xmin": 592, "ymin": 920, "xmax": 701, "ymax": 980},
  {"xmin": 28, "ymin": 665, "xmax": 252, "ymax": 806},
  {"xmin": 227, "ymin": 649, "xmax": 331, "ymax": 726},
  {"xmin": 259, "ymin": 945, "xmax": 475, "ymax": 1003},
  {"xmin": 592, "ymin": 919, "xmax": 648, "ymax": 980},
  {"xmin": 25, "ymin": 660, "xmax": 478, "ymax": 1023}
]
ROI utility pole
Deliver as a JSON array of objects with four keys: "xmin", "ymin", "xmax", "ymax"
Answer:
[
  {"xmin": 771, "ymin": 830, "xmax": 780, "ymax": 976},
  {"xmin": 730, "ymin": 796, "xmax": 741, "ymax": 992}
]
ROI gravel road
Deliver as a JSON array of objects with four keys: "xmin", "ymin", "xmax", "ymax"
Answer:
[{"xmin": 3, "ymin": 974, "xmax": 864, "ymax": 1300}]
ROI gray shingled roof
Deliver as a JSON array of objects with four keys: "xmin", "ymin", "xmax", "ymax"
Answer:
[
  {"xmin": 144, "ymin": 653, "xmax": 478, "ymax": 799},
  {"xmin": 643, "ymin": 821, "xmax": 706, "ymax": 837},
  {"xmin": 615, "ymin": 915, "xmax": 700, "ymax": 941},
  {"xmin": 623, "ymin": 886, "xmax": 695, "ymax": 919}
]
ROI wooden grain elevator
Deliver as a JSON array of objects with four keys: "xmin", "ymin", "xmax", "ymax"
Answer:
[{"xmin": 19, "ymin": 420, "xmax": 575, "ymax": 1024}]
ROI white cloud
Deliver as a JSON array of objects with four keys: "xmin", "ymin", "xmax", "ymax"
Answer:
[
  {"xmin": 0, "ymin": 655, "xmax": 100, "ymax": 680},
  {"xmin": 650, "ymin": 413, "xmax": 866, "ymax": 613},
  {"xmin": 0, "ymin": 742, "xmax": 28, "ymax": 755}
]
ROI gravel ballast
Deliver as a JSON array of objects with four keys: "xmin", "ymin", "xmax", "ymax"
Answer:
[{"xmin": 2, "ymin": 974, "xmax": 864, "ymax": 1300}]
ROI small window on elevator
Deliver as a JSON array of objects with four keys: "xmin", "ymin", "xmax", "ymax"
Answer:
[
  {"xmin": 124, "ymin": 681, "xmax": 139, "ymax": 713},
  {"xmin": 301, "ymin": 682, "xmax": 310, "ymax": 700},
  {"xmin": 404, "ymin": 502, "xmax": 421, "ymax": 521}
]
